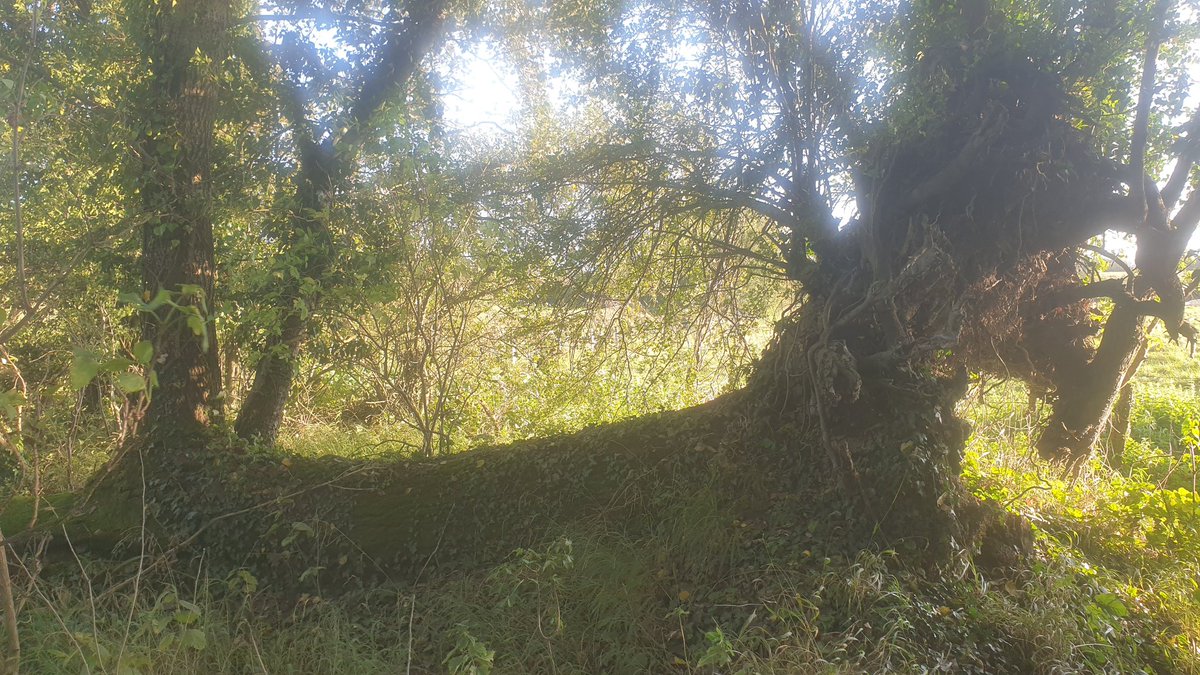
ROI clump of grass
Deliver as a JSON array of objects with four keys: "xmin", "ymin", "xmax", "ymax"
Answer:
[{"xmin": 278, "ymin": 423, "xmax": 425, "ymax": 461}]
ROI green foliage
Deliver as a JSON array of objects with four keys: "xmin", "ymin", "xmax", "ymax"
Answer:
[
  {"xmin": 69, "ymin": 349, "xmax": 152, "ymax": 396},
  {"xmin": 444, "ymin": 628, "xmax": 496, "ymax": 675}
]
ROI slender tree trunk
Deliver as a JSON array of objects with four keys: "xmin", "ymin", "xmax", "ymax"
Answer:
[
  {"xmin": 1106, "ymin": 380, "xmax": 1134, "ymax": 466},
  {"xmin": 233, "ymin": 0, "xmax": 448, "ymax": 444},
  {"xmin": 233, "ymin": 313, "xmax": 304, "ymax": 442},
  {"xmin": 1037, "ymin": 305, "xmax": 1145, "ymax": 466},
  {"xmin": 0, "ymin": 525, "xmax": 18, "ymax": 675},
  {"xmin": 1037, "ymin": 0, "xmax": 1200, "ymax": 466},
  {"xmin": 234, "ymin": 162, "xmax": 331, "ymax": 442},
  {"xmin": 131, "ymin": 0, "xmax": 231, "ymax": 448},
  {"xmin": 1104, "ymin": 339, "xmax": 1149, "ymax": 466}
]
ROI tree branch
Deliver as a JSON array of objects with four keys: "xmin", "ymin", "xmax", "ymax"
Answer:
[
  {"xmin": 1129, "ymin": 0, "xmax": 1170, "ymax": 229},
  {"xmin": 338, "ymin": 0, "xmax": 448, "ymax": 155},
  {"xmin": 1160, "ymin": 108, "xmax": 1200, "ymax": 209}
]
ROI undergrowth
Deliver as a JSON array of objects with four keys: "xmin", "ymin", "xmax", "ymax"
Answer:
[{"xmin": 7, "ymin": 332, "xmax": 1200, "ymax": 673}]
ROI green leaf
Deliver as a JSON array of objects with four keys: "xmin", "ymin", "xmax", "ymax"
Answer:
[
  {"xmin": 179, "ymin": 628, "xmax": 207, "ymax": 651},
  {"xmin": 133, "ymin": 340, "xmax": 154, "ymax": 365},
  {"xmin": 0, "ymin": 306, "xmax": 7, "ymax": 325},
  {"xmin": 69, "ymin": 351, "xmax": 101, "ymax": 390},
  {"xmin": 179, "ymin": 283, "xmax": 203, "ymax": 298},
  {"xmin": 144, "ymin": 288, "xmax": 173, "ymax": 311},
  {"xmin": 0, "ymin": 389, "xmax": 23, "ymax": 420},
  {"xmin": 186, "ymin": 314, "xmax": 205, "ymax": 336},
  {"xmin": 299, "ymin": 565, "xmax": 325, "ymax": 583},
  {"xmin": 177, "ymin": 599, "xmax": 202, "ymax": 615},
  {"xmin": 1094, "ymin": 593, "xmax": 1129, "ymax": 618},
  {"xmin": 174, "ymin": 610, "xmax": 199, "ymax": 625},
  {"xmin": 101, "ymin": 358, "xmax": 136, "ymax": 372},
  {"xmin": 117, "ymin": 372, "xmax": 146, "ymax": 393}
]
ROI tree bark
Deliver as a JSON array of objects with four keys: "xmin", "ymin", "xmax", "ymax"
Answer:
[
  {"xmin": 1035, "ymin": 0, "xmax": 1200, "ymax": 466},
  {"xmin": 0, "ymin": 525, "xmax": 18, "ymax": 675},
  {"xmin": 1105, "ymin": 379, "xmax": 1134, "ymax": 466},
  {"xmin": 1037, "ymin": 305, "xmax": 1145, "ymax": 466},
  {"xmin": 131, "ymin": 0, "xmax": 232, "ymax": 447}
]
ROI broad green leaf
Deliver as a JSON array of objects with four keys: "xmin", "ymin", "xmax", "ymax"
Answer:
[
  {"xmin": 179, "ymin": 283, "xmax": 205, "ymax": 302},
  {"xmin": 69, "ymin": 351, "xmax": 101, "ymax": 390},
  {"xmin": 101, "ymin": 358, "xmax": 136, "ymax": 372},
  {"xmin": 119, "ymin": 288, "xmax": 172, "ymax": 312},
  {"xmin": 117, "ymin": 372, "xmax": 146, "ymax": 393},
  {"xmin": 186, "ymin": 314, "xmax": 205, "ymax": 336},
  {"xmin": 179, "ymin": 628, "xmax": 207, "ymax": 651},
  {"xmin": 133, "ymin": 340, "xmax": 154, "ymax": 365},
  {"xmin": 1094, "ymin": 593, "xmax": 1129, "ymax": 618},
  {"xmin": 0, "ymin": 389, "xmax": 22, "ymax": 420}
]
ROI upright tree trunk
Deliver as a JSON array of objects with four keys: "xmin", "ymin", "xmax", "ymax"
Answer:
[
  {"xmin": 131, "ymin": 0, "xmax": 231, "ymax": 447},
  {"xmin": 233, "ymin": 158, "xmax": 332, "ymax": 442},
  {"xmin": 1036, "ymin": 0, "xmax": 1199, "ymax": 466},
  {"xmin": 1105, "ymin": 380, "xmax": 1134, "ymax": 466},
  {"xmin": 1036, "ymin": 305, "xmax": 1145, "ymax": 466}
]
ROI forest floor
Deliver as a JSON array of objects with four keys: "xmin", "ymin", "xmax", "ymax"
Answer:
[{"xmin": 5, "ymin": 320, "xmax": 1200, "ymax": 674}]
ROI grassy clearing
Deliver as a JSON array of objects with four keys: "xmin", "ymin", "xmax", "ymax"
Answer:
[{"xmin": 6, "ymin": 329, "xmax": 1200, "ymax": 673}]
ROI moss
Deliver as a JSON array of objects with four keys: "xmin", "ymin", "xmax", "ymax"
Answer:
[
  {"xmin": 0, "ymin": 493, "xmax": 77, "ymax": 533},
  {"xmin": 348, "ymin": 399, "xmax": 729, "ymax": 578},
  {"xmin": 1, "ymin": 488, "xmax": 144, "ymax": 556}
]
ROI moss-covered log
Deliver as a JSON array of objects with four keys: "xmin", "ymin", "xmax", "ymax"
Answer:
[
  {"xmin": 345, "ymin": 399, "xmax": 734, "ymax": 578},
  {"xmin": 3, "ymin": 401, "xmax": 736, "ymax": 583}
]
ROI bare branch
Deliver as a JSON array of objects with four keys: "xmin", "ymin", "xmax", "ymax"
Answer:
[
  {"xmin": 1160, "ymin": 109, "xmax": 1200, "ymax": 209},
  {"xmin": 1079, "ymin": 244, "xmax": 1134, "ymax": 280},
  {"xmin": 1129, "ymin": 0, "xmax": 1170, "ymax": 229}
]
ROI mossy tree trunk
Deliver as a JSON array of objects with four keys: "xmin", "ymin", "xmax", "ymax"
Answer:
[{"xmin": 129, "ymin": 0, "xmax": 233, "ymax": 448}]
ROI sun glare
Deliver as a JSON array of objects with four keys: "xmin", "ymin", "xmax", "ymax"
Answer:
[{"xmin": 440, "ymin": 40, "xmax": 522, "ymax": 137}]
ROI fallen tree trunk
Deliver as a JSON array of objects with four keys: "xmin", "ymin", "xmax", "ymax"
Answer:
[
  {"xmin": 4, "ymin": 400, "xmax": 735, "ymax": 584},
  {"xmin": 345, "ymin": 399, "xmax": 732, "ymax": 577},
  {"xmin": 5, "ymin": 382, "xmax": 1018, "ymax": 589}
]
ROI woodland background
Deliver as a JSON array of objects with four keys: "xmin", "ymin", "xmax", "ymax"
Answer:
[{"xmin": 3, "ymin": 0, "xmax": 1200, "ymax": 672}]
